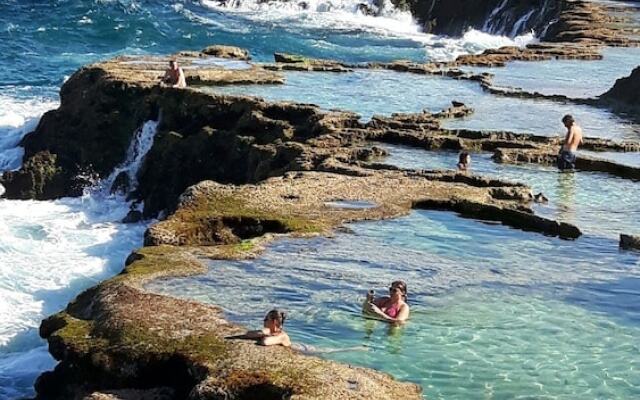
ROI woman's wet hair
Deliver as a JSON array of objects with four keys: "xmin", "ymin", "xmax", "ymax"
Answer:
[
  {"xmin": 390, "ymin": 280, "xmax": 408, "ymax": 300},
  {"xmin": 458, "ymin": 152, "xmax": 470, "ymax": 164},
  {"xmin": 264, "ymin": 309, "xmax": 286, "ymax": 326}
]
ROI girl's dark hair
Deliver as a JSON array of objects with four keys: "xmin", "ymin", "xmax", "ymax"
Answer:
[
  {"xmin": 459, "ymin": 152, "xmax": 470, "ymax": 164},
  {"xmin": 390, "ymin": 280, "xmax": 408, "ymax": 300},
  {"xmin": 264, "ymin": 309, "xmax": 286, "ymax": 326}
]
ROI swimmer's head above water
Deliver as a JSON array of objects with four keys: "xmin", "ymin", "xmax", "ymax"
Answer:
[
  {"xmin": 263, "ymin": 309, "xmax": 286, "ymax": 334},
  {"xmin": 389, "ymin": 280, "xmax": 408, "ymax": 302}
]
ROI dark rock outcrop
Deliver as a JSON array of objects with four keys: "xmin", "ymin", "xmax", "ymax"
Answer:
[
  {"xmin": 600, "ymin": 66, "xmax": 640, "ymax": 112},
  {"xmin": 620, "ymin": 234, "xmax": 640, "ymax": 250},
  {"xmin": 0, "ymin": 151, "xmax": 70, "ymax": 199},
  {"xmin": 394, "ymin": 0, "xmax": 561, "ymax": 38},
  {"xmin": 395, "ymin": 0, "xmax": 638, "ymax": 46}
]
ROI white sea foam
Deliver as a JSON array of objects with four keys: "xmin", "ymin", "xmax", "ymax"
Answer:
[
  {"xmin": 200, "ymin": 0, "xmax": 422, "ymax": 36},
  {"xmin": 197, "ymin": 0, "xmax": 537, "ymax": 61},
  {"xmin": 0, "ymin": 98, "xmax": 153, "ymax": 398},
  {"xmin": 424, "ymin": 29, "xmax": 537, "ymax": 61},
  {"xmin": 98, "ymin": 119, "xmax": 159, "ymax": 196},
  {"xmin": 0, "ymin": 195, "xmax": 147, "ymax": 347},
  {"xmin": 0, "ymin": 94, "xmax": 58, "ymax": 171}
]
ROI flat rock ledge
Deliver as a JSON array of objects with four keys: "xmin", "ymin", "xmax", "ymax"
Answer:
[{"xmin": 493, "ymin": 147, "xmax": 640, "ymax": 181}]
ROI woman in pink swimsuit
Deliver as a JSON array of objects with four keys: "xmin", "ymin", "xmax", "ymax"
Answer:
[{"xmin": 362, "ymin": 280, "xmax": 410, "ymax": 323}]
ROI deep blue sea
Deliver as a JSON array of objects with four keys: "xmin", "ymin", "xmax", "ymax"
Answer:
[{"xmin": 1, "ymin": 1, "xmax": 639, "ymax": 399}]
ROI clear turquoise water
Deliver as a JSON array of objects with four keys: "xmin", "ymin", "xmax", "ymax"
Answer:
[
  {"xmin": 384, "ymin": 145, "xmax": 640, "ymax": 238},
  {"xmin": 147, "ymin": 210, "xmax": 640, "ymax": 400}
]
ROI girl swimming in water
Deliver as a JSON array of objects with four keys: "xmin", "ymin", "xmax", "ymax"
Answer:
[
  {"xmin": 242, "ymin": 309, "xmax": 291, "ymax": 347},
  {"xmin": 235, "ymin": 309, "xmax": 368, "ymax": 353}
]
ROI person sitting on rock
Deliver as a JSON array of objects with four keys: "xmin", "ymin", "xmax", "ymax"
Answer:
[
  {"xmin": 557, "ymin": 114, "xmax": 583, "ymax": 170},
  {"xmin": 161, "ymin": 60, "xmax": 186, "ymax": 88},
  {"xmin": 241, "ymin": 309, "xmax": 291, "ymax": 347},
  {"xmin": 362, "ymin": 280, "xmax": 410, "ymax": 323},
  {"xmin": 457, "ymin": 152, "xmax": 471, "ymax": 171}
]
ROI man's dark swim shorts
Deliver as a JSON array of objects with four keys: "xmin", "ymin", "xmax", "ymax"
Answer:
[{"xmin": 557, "ymin": 150, "xmax": 576, "ymax": 170}]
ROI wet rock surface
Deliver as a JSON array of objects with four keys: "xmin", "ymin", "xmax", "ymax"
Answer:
[{"xmin": 398, "ymin": 0, "xmax": 640, "ymax": 47}]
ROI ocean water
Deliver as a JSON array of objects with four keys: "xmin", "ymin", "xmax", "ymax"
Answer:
[{"xmin": 1, "ymin": 0, "xmax": 640, "ymax": 398}]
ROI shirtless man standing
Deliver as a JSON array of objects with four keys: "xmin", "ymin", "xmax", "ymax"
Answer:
[
  {"xmin": 161, "ymin": 60, "xmax": 186, "ymax": 88},
  {"xmin": 557, "ymin": 114, "xmax": 583, "ymax": 170}
]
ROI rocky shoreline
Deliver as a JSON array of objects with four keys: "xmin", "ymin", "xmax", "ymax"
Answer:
[
  {"xmin": 0, "ymin": 52, "xmax": 561, "ymax": 399},
  {"xmin": 5, "ymin": 2, "xmax": 640, "ymax": 395}
]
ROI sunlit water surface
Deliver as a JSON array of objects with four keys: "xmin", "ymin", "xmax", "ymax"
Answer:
[{"xmin": 147, "ymin": 210, "xmax": 640, "ymax": 400}]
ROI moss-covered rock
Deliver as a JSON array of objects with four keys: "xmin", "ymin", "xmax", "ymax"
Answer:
[{"xmin": 0, "ymin": 151, "xmax": 67, "ymax": 199}]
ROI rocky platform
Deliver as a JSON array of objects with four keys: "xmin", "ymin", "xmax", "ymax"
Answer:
[{"xmin": 15, "ymin": 46, "xmax": 611, "ymax": 399}]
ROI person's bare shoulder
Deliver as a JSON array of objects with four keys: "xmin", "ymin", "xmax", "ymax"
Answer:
[{"xmin": 573, "ymin": 124, "xmax": 583, "ymax": 135}]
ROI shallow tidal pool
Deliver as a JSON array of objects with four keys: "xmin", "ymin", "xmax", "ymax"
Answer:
[
  {"xmin": 384, "ymin": 145, "xmax": 640, "ymax": 239},
  {"xmin": 147, "ymin": 210, "xmax": 640, "ymax": 400},
  {"xmin": 205, "ymin": 67, "xmax": 640, "ymax": 140}
]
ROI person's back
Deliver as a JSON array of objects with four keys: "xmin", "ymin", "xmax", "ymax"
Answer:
[{"xmin": 563, "ymin": 123, "xmax": 583, "ymax": 152}]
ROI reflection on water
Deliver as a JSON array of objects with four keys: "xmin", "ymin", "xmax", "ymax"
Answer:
[
  {"xmin": 555, "ymin": 172, "xmax": 577, "ymax": 224},
  {"xmin": 147, "ymin": 210, "xmax": 640, "ymax": 399},
  {"xmin": 384, "ymin": 145, "xmax": 640, "ymax": 238}
]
